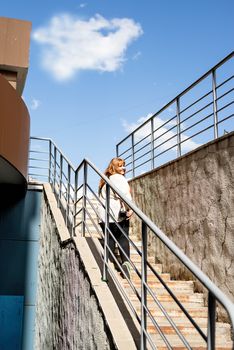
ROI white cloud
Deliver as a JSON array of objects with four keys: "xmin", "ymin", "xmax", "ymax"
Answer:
[
  {"xmin": 30, "ymin": 98, "xmax": 41, "ymax": 110},
  {"xmin": 32, "ymin": 13, "xmax": 143, "ymax": 81},
  {"xmin": 122, "ymin": 113, "xmax": 200, "ymax": 153},
  {"xmin": 79, "ymin": 3, "xmax": 87, "ymax": 8}
]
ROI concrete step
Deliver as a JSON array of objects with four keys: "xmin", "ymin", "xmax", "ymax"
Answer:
[
  {"xmin": 130, "ymin": 255, "xmax": 155, "ymax": 263},
  {"xmin": 132, "ymin": 298, "xmax": 209, "ymax": 314},
  {"xmin": 147, "ymin": 322, "xmax": 231, "ymax": 337},
  {"xmin": 129, "ymin": 271, "xmax": 171, "ymax": 282},
  {"xmin": 128, "ymin": 292, "xmax": 204, "ymax": 304},
  {"xmin": 123, "ymin": 279, "xmax": 195, "ymax": 292},
  {"xmin": 81, "ymin": 214, "xmax": 233, "ymax": 348},
  {"xmin": 149, "ymin": 332, "xmax": 233, "ymax": 349},
  {"xmin": 135, "ymin": 307, "xmax": 209, "ymax": 318}
]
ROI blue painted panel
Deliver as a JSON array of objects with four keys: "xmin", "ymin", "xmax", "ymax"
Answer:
[
  {"xmin": 21, "ymin": 306, "xmax": 36, "ymax": 350},
  {"xmin": 24, "ymin": 241, "xmax": 39, "ymax": 305},
  {"xmin": 0, "ymin": 295, "xmax": 24, "ymax": 350},
  {"xmin": 0, "ymin": 190, "xmax": 41, "ymax": 241},
  {"xmin": 0, "ymin": 189, "xmax": 42, "ymax": 349},
  {"xmin": 0, "ymin": 240, "xmax": 27, "ymax": 295},
  {"xmin": 0, "ymin": 240, "xmax": 39, "ymax": 304}
]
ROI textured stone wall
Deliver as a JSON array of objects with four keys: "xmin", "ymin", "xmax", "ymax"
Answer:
[
  {"xmin": 35, "ymin": 195, "xmax": 115, "ymax": 350},
  {"xmin": 129, "ymin": 132, "xmax": 234, "ymax": 303}
]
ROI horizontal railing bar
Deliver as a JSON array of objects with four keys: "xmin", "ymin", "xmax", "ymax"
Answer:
[
  {"xmin": 176, "ymin": 124, "xmax": 213, "ymax": 146},
  {"xmin": 153, "ymin": 123, "xmax": 177, "ymax": 142},
  {"xmin": 180, "ymin": 112, "xmax": 213, "ymax": 135},
  {"xmin": 29, "ymin": 150, "xmax": 48, "ymax": 155},
  {"xmin": 216, "ymin": 100, "xmax": 234, "ymax": 114},
  {"xmin": 216, "ymin": 87, "xmax": 234, "ymax": 102},
  {"xmin": 116, "ymin": 146, "xmax": 132, "ymax": 158},
  {"xmin": 180, "ymin": 89, "xmax": 213, "ymax": 115},
  {"xmin": 152, "ymin": 114, "xmax": 177, "ymax": 136},
  {"xmin": 133, "ymin": 141, "xmax": 151, "ymax": 158},
  {"xmin": 216, "ymin": 74, "xmax": 234, "ymax": 90},
  {"xmin": 218, "ymin": 113, "xmax": 234, "ymax": 125},
  {"xmin": 28, "ymin": 157, "xmax": 49, "ymax": 162},
  {"xmin": 28, "ymin": 165, "xmax": 49, "ymax": 170},
  {"xmin": 153, "ymin": 132, "xmax": 177, "ymax": 152},
  {"xmin": 145, "ymin": 282, "xmax": 203, "ymax": 346},
  {"xmin": 85, "ymin": 157, "xmax": 234, "ymax": 326},
  {"xmin": 116, "ymin": 52, "xmax": 234, "ymax": 147},
  {"xmin": 133, "ymin": 132, "xmax": 151, "ymax": 148},
  {"xmin": 180, "ymin": 101, "xmax": 213, "ymax": 124},
  {"xmin": 30, "ymin": 136, "xmax": 76, "ymax": 171},
  {"xmin": 153, "ymin": 143, "xmax": 178, "ymax": 159}
]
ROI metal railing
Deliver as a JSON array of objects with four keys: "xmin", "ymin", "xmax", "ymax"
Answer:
[
  {"xmin": 28, "ymin": 137, "xmax": 234, "ymax": 349},
  {"xmin": 116, "ymin": 52, "xmax": 234, "ymax": 177}
]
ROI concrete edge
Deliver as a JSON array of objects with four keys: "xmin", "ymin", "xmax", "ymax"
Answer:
[
  {"xmin": 43, "ymin": 183, "xmax": 70, "ymax": 242},
  {"xmin": 43, "ymin": 183, "xmax": 137, "ymax": 350},
  {"xmin": 73, "ymin": 236, "xmax": 137, "ymax": 350}
]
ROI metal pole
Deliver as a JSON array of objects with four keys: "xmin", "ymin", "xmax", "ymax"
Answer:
[
  {"xmin": 48, "ymin": 140, "xmax": 52, "ymax": 183},
  {"xmin": 116, "ymin": 143, "xmax": 119, "ymax": 157},
  {"xmin": 66, "ymin": 164, "xmax": 71, "ymax": 229},
  {"xmin": 212, "ymin": 69, "xmax": 218, "ymax": 139},
  {"xmin": 73, "ymin": 169, "xmax": 78, "ymax": 237},
  {"xmin": 207, "ymin": 292, "xmax": 216, "ymax": 350},
  {"xmin": 176, "ymin": 98, "xmax": 181, "ymax": 157},
  {"xmin": 141, "ymin": 222, "xmax": 148, "ymax": 350},
  {"xmin": 102, "ymin": 184, "xmax": 110, "ymax": 282},
  {"xmin": 59, "ymin": 153, "xmax": 63, "ymax": 208},
  {"xmin": 132, "ymin": 133, "xmax": 135, "ymax": 178},
  {"xmin": 82, "ymin": 161, "xmax": 87, "ymax": 236},
  {"xmin": 53, "ymin": 146, "xmax": 56, "ymax": 193},
  {"xmin": 150, "ymin": 118, "xmax": 155, "ymax": 170}
]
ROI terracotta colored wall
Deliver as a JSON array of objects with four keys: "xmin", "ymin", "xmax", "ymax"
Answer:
[
  {"xmin": 0, "ymin": 17, "xmax": 31, "ymax": 68},
  {"xmin": 0, "ymin": 74, "xmax": 30, "ymax": 181},
  {"xmin": 0, "ymin": 17, "xmax": 31, "ymax": 95}
]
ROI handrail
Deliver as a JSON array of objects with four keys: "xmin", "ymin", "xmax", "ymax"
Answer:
[
  {"xmin": 117, "ymin": 52, "xmax": 233, "ymax": 145},
  {"xmin": 28, "ymin": 138, "xmax": 234, "ymax": 349},
  {"xmin": 82, "ymin": 158, "xmax": 234, "ymax": 326},
  {"xmin": 116, "ymin": 52, "xmax": 234, "ymax": 177},
  {"xmin": 30, "ymin": 136, "xmax": 76, "ymax": 171}
]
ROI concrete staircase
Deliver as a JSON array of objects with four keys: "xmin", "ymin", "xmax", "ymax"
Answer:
[
  {"xmin": 76, "ymin": 200, "xmax": 233, "ymax": 349},
  {"xmin": 121, "ymin": 236, "xmax": 233, "ymax": 349}
]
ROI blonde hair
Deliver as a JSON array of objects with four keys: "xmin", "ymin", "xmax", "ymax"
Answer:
[{"xmin": 99, "ymin": 157, "xmax": 125, "ymax": 194}]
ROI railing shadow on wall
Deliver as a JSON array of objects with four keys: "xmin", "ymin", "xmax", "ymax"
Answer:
[
  {"xmin": 28, "ymin": 136, "xmax": 234, "ymax": 349},
  {"xmin": 116, "ymin": 52, "xmax": 234, "ymax": 178}
]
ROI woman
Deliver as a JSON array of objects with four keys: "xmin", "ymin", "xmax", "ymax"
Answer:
[{"xmin": 98, "ymin": 157, "xmax": 133, "ymax": 279}]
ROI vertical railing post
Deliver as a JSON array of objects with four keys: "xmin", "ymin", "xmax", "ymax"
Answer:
[
  {"xmin": 82, "ymin": 161, "xmax": 87, "ymax": 236},
  {"xmin": 207, "ymin": 292, "xmax": 216, "ymax": 350},
  {"xmin": 28, "ymin": 137, "xmax": 32, "ymax": 182},
  {"xmin": 150, "ymin": 118, "xmax": 155, "ymax": 170},
  {"xmin": 132, "ymin": 133, "xmax": 135, "ymax": 178},
  {"xmin": 176, "ymin": 98, "xmax": 181, "ymax": 157},
  {"xmin": 102, "ymin": 184, "xmax": 110, "ymax": 282},
  {"xmin": 48, "ymin": 140, "xmax": 52, "ymax": 183},
  {"xmin": 116, "ymin": 143, "xmax": 119, "ymax": 157},
  {"xmin": 141, "ymin": 222, "xmax": 148, "ymax": 350},
  {"xmin": 212, "ymin": 69, "xmax": 218, "ymax": 139},
  {"xmin": 58, "ymin": 153, "xmax": 63, "ymax": 208},
  {"xmin": 53, "ymin": 146, "xmax": 57, "ymax": 193},
  {"xmin": 66, "ymin": 163, "xmax": 71, "ymax": 229},
  {"xmin": 73, "ymin": 169, "xmax": 78, "ymax": 237}
]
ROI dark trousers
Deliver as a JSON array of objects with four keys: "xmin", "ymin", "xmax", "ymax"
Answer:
[{"xmin": 100, "ymin": 220, "xmax": 130, "ymax": 264}]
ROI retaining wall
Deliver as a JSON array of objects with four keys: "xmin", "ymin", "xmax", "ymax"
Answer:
[
  {"xmin": 35, "ymin": 191, "xmax": 115, "ymax": 350},
  {"xmin": 129, "ymin": 132, "xmax": 234, "ymax": 304}
]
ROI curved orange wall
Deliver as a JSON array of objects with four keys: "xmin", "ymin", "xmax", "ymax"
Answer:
[{"xmin": 0, "ymin": 74, "xmax": 30, "ymax": 181}]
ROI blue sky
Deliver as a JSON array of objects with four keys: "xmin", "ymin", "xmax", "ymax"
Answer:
[{"xmin": 2, "ymin": 0, "xmax": 234, "ymax": 173}]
